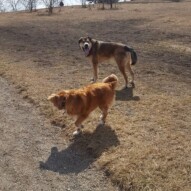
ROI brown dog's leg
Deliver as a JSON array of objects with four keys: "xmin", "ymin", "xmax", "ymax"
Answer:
[
  {"xmin": 126, "ymin": 62, "xmax": 134, "ymax": 85},
  {"xmin": 73, "ymin": 114, "xmax": 88, "ymax": 136},
  {"xmin": 115, "ymin": 56, "xmax": 128, "ymax": 87},
  {"xmin": 117, "ymin": 62, "xmax": 128, "ymax": 88},
  {"xmin": 92, "ymin": 60, "xmax": 98, "ymax": 83}
]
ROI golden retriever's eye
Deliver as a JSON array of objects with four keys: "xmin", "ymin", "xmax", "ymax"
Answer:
[
  {"xmin": 87, "ymin": 37, "xmax": 92, "ymax": 42},
  {"xmin": 61, "ymin": 97, "xmax": 66, "ymax": 107}
]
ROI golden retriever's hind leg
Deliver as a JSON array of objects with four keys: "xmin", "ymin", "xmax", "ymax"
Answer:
[{"xmin": 73, "ymin": 115, "xmax": 88, "ymax": 136}]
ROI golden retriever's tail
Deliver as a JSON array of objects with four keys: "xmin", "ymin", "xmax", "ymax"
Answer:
[{"xmin": 102, "ymin": 74, "xmax": 118, "ymax": 89}]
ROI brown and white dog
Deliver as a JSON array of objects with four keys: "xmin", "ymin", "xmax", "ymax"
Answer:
[
  {"xmin": 48, "ymin": 74, "xmax": 118, "ymax": 136},
  {"xmin": 79, "ymin": 37, "xmax": 137, "ymax": 88}
]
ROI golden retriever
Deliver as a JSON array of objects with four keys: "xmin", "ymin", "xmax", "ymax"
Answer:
[{"xmin": 48, "ymin": 74, "xmax": 118, "ymax": 135}]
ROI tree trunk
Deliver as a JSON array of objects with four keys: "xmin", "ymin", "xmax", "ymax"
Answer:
[{"xmin": 110, "ymin": 0, "xmax": 113, "ymax": 9}]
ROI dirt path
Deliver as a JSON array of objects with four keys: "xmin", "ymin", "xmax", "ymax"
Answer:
[{"xmin": 0, "ymin": 77, "xmax": 117, "ymax": 191}]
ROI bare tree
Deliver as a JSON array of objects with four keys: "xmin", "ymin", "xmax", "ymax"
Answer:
[
  {"xmin": 81, "ymin": 0, "xmax": 86, "ymax": 8},
  {"xmin": 0, "ymin": 0, "xmax": 6, "ymax": 12},
  {"xmin": 108, "ymin": 0, "xmax": 118, "ymax": 9},
  {"xmin": 41, "ymin": 0, "xmax": 59, "ymax": 14},
  {"xmin": 97, "ymin": 0, "xmax": 105, "ymax": 9},
  {"xmin": 98, "ymin": 0, "xmax": 118, "ymax": 9},
  {"xmin": 7, "ymin": 0, "xmax": 20, "ymax": 11},
  {"xmin": 21, "ymin": 0, "xmax": 38, "ymax": 12}
]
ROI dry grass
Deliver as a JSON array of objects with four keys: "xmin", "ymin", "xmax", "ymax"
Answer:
[{"xmin": 0, "ymin": 1, "xmax": 191, "ymax": 190}]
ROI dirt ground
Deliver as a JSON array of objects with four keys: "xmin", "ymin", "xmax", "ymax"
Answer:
[
  {"xmin": 0, "ymin": 0, "xmax": 191, "ymax": 190},
  {"xmin": 0, "ymin": 77, "xmax": 118, "ymax": 191}
]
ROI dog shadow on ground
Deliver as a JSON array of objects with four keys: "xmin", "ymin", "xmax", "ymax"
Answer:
[
  {"xmin": 116, "ymin": 85, "xmax": 140, "ymax": 101},
  {"xmin": 39, "ymin": 124, "xmax": 119, "ymax": 174}
]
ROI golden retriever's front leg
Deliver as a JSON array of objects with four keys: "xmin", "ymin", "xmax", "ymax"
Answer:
[
  {"xmin": 73, "ymin": 114, "xmax": 88, "ymax": 136},
  {"xmin": 99, "ymin": 107, "xmax": 108, "ymax": 125}
]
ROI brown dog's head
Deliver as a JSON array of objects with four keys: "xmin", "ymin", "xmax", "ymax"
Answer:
[
  {"xmin": 78, "ymin": 36, "xmax": 93, "ymax": 57},
  {"xmin": 48, "ymin": 93, "xmax": 67, "ymax": 110}
]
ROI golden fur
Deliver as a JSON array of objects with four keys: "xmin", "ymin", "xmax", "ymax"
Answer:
[{"xmin": 48, "ymin": 74, "xmax": 118, "ymax": 135}]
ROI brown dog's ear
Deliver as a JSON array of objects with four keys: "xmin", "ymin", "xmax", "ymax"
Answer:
[{"xmin": 78, "ymin": 37, "xmax": 83, "ymax": 44}]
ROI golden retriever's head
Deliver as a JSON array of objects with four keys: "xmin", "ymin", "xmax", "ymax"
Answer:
[
  {"xmin": 78, "ymin": 36, "xmax": 93, "ymax": 57},
  {"xmin": 48, "ymin": 93, "xmax": 67, "ymax": 110}
]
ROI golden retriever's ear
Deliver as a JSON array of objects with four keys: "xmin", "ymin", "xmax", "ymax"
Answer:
[{"xmin": 48, "ymin": 94, "xmax": 59, "ymax": 102}]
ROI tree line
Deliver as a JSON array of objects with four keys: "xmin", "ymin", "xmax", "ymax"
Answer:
[
  {"xmin": 0, "ymin": 0, "xmax": 60, "ymax": 13},
  {"xmin": 0, "ymin": 0, "xmax": 120, "ymax": 14}
]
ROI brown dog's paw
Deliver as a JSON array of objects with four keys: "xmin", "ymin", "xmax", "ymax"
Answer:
[
  {"xmin": 122, "ymin": 85, "xmax": 129, "ymax": 90},
  {"xmin": 130, "ymin": 81, "xmax": 135, "ymax": 88},
  {"xmin": 90, "ymin": 78, "xmax": 95, "ymax": 84}
]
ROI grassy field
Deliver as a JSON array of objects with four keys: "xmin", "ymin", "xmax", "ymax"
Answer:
[{"xmin": 0, "ymin": 1, "xmax": 191, "ymax": 190}]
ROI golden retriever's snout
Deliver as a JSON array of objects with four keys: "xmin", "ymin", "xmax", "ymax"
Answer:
[{"xmin": 47, "ymin": 94, "xmax": 57, "ymax": 101}]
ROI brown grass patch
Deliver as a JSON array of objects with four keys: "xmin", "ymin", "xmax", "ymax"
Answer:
[{"xmin": 0, "ymin": 1, "xmax": 191, "ymax": 190}]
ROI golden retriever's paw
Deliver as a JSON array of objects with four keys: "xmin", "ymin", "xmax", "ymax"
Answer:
[
  {"xmin": 73, "ymin": 129, "xmax": 82, "ymax": 136},
  {"xmin": 99, "ymin": 115, "xmax": 105, "ymax": 126}
]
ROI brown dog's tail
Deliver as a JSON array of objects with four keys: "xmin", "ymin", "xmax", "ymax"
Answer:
[
  {"xmin": 102, "ymin": 74, "xmax": 118, "ymax": 90},
  {"xmin": 124, "ymin": 46, "xmax": 137, "ymax": 65}
]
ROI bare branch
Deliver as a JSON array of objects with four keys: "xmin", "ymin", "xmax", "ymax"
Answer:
[
  {"xmin": 7, "ymin": 0, "xmax": 20, "ymax": 11},
  {"xmin": 41, "ymin": 0, "xmax": 59, "ymax": 14},
  {"xmin": 0, "ymin": 0, "xmax": 6, "ymax": 12},
  {"xmin": 20, "ymin": 0, "xmax": 38, "ymax": 12}
]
